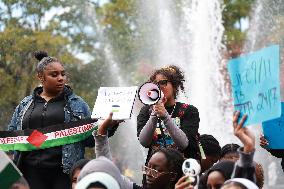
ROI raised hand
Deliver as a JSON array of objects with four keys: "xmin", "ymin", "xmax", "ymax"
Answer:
[
  {"xmin": 233, "ymin": 111, "xmax": 255, "ymax": 153},
  {"xmin": 259, "ymin": 134, "xmax": 269, "ymax": 147},
  {"xmin": 97, "ymin": 112, "xmax": 123, "ymax": 136},
  {"xmin": 175, "ymin": 175, "xmax": 194, "ymax": 189}
]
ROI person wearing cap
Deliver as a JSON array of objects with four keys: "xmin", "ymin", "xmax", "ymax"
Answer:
[{"xmin": 75, "ymin": 156, "xmax": 126, "ymax": 189}]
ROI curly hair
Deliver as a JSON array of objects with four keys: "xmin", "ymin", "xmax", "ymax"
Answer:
[
  {"xmin": 152, "ymin": 148, "xmax": 184, "ymax": 184},
  {"xmin": 149, "ymin": 65, "xmax": 185, "ymax": 98}
]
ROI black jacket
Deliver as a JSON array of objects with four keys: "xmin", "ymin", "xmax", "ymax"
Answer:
[{"xmin": 137, "ymin": 102, "xmax": 200, "ymax": 163}]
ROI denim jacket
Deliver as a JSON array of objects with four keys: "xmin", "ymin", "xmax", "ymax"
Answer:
[{"xmin": 8, "ymin": 87, "xmax": 92, "ymax": 174}]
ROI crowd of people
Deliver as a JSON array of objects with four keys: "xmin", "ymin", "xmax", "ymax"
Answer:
[{"xmin": 5, "ymin": 52, "xmax": 284, "ymax": 189}]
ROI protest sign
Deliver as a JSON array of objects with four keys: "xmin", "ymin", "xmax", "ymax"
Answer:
[
  {"xmin": 228, "ymin": 45, "xmax": 281, "ymax": 126},
  {"xmin": 92, "ymin": 86, "xmax": 137, "ymax": 120},
  {"xmin": 262, "ymin": 102, "xmax": 284, "ymax": 149}
]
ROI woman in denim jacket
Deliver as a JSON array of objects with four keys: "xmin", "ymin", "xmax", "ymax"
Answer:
[{"xmin": 8, "ymin": 51, "xmax": 98, "ymax": 189}]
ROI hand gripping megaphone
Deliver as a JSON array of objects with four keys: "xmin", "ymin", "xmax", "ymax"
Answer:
[
  {"xmin": 138, "ymin": 82, "xmax": 164, "ymax": 105},
  {"xmin": 182, "ymin": 159, "xmax": 201, "ymax": 187}
]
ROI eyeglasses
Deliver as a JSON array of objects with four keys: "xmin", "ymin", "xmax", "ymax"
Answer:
[
  {"xmin": 142, "ymin": 165, "xmax": 172, "ymax": 178},
  {"xmin": 154, "ymin": 80, "xmax": 169, "ymax": 87}
]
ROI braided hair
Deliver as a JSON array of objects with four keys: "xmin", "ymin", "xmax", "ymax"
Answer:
[
  {"xmin": 33, "ymin": 51, "xmax": 61, "ymax": 75},
  {"xmin": 221, "ymin": 143, "xmax": 240, "ymax": 158},
  {"xmin": 199, "ymin": 134, "xmax": 221, "ymax": 158},
  {"xmin": 149, "ymin": 65, "xmax": 185, "ymax": 98}
]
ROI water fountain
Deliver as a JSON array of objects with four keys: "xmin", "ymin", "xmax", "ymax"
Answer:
[
  {"xmin": 135, "ymin": 0, "xmax": 284, "ymax": 186},
  {"xmin": 86, "ymin": 0, "xmax": 284, "ymax": 186},
  {"xmin": 137, "ymin": 0, "xmax": 234, "ymax": 146},
  {"xmin": 80, "ymin": 2, "xmax": 146, "ymax": 183}
]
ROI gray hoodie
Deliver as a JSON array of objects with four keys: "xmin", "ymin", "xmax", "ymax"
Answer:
[{"xmin": 76, "ymin": 131, "xmax": 134, "ymax": 189}]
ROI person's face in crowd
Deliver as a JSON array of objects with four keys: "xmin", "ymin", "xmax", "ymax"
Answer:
[
  {"xmin": 144, "ymin": 152, "xmax": 175, "ymax": 189},
  {"xmin": 154, "ymin": 74, "xmax": 175, "ymax": 102},
  {"xmin": 207, "ymin": 171, "xmax": 225, "ymax": 189},
  {"xmin": 39, "ymin": 62, "xmax": 66, "ymax": 95},
  {"xmin": 71, "ymin": 168, "xmax": 81, "ymax": 189}
]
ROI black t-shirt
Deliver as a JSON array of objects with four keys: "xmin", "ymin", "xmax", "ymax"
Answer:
[{"xmin": 137, "ymin": 102, "xmax": 201, "ymax": 162}]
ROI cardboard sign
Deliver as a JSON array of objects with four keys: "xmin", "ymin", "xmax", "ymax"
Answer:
[
  {"xmin": 262, "ymin": 102, "xmax": 284, "ymax": 149},
  {"xmin": 228, "ymin": 45, "xmax": 281, "ymax": 126},
  {"xmin": 92, "ymin": 86, "xmax": 137, "ymax": 120}
]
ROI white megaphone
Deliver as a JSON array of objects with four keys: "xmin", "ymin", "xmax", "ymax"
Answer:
[
  {"xmin": 182, "ymin": 159, "xmax": 201, "ymax": 188},
  {"xmin": 138, "ymin": 82, "xmax": 164, "ymax": 105}
]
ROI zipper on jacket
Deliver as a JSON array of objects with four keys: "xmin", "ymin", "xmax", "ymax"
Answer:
[{"xmin": 41, "ymin": 102, "xmax": 48, "ymax": 127}]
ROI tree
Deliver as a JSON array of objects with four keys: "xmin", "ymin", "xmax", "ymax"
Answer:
[{"xmin": 222, "ymin": 0, "xmax": 255, "ymax": 57}]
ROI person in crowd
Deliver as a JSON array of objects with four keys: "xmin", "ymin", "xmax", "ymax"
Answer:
[
  {"xmin": 200, "ymin": 111, "xmax": 256, "ymax": 189},
  {"xmin": 76, "ymin": 156, "xmax": 125, "ymax": 189},
  {"xmin": 137, "ymin": 65, "xmax": 200, "ymax": 164},
  {"xmin": 199, "ymin": 134, "xmax": 221, "ymax": 173},
  {"xmin": 260, "ymin": 134, "xmax": 284, "ymax": 172},
  {"xmin": 70, "ymin": 159, "xmax": 90, "ymax": 189},
  {"xmin": 220, "ymin": 143, "xmax": 264, "ymax": 188},
  {"xmin": 10, "ymin": 177, "xmax": 30, "ymax": 189},
  {"xmin": 221, "ymin": 178, "xmax": 259, "ymax": 189},
  {"xmin": 203, "ymin": 160, "xmax": 235, "ymax": 189},
  {"xmin": 220, "ymin": 143, "xmax": 240, "ymax": 161},
  {"xmin": 7, "ymin": 51, "xmax": 117, "ymax": 189},
  {"xmin": 174, "ymin": 175, "xmax": 194, "ymax": 189},
  {"xmin": 77, "ymin": 112, "xmax": 185, "ymax": 189}
]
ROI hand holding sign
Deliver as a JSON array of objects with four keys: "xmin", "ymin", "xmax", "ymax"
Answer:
[
  {"xmin": 92, "ymin": 86, "xmax": 137, "ymax": 120},
  {"xmin": 233, "ymin": 111, "xmax": 255, "ymax": 153},
  {"xmin": 228, "ymin": 45, "xmax": 281, "ymax": 126},
  {"xmin": 262, "ymin": 102, "xmax": 284, "ymax": 149}
]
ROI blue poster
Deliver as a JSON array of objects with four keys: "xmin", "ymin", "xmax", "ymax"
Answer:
[
  {"xmin": 228, "ymin": 45, "xmax": 281, "ymax": 126},
  {"xmin": 262, "ymin": 102, "xmax": 284, "ymax": 149}
]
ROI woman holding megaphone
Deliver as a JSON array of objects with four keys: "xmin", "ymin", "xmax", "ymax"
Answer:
[{"xmin": 137, "ymin": 65, "xmax": 201, "ymax": 166}]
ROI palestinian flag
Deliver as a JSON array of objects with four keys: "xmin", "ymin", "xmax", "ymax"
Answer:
[
  {"xmin": 0, "ymin": 119, "xmax": 98, "ymax": 151},
  {"xmin": 0, "ymin": 151, "xmax": 22, "ymax": 189}
]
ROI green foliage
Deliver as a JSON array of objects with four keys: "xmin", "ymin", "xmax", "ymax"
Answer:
[
  {"xmin": 0, "ymin": 1, "xmax": 99, "ymax": 130},
  {"xmin": 0, "ymin": 0, "xmax": 257, "ymax": 131},
  {"xmin": 223, "ymin": 0, "xmax": 255, "ymax": 56}
]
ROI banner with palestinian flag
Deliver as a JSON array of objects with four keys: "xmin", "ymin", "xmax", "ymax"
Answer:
[
  {"xmin": 0, "ymin": 119, "xmax": 98, "ymax": 151},
  {"xmin": 0, "ymin": 151, "xmax": 22, "ymax": 189}
]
